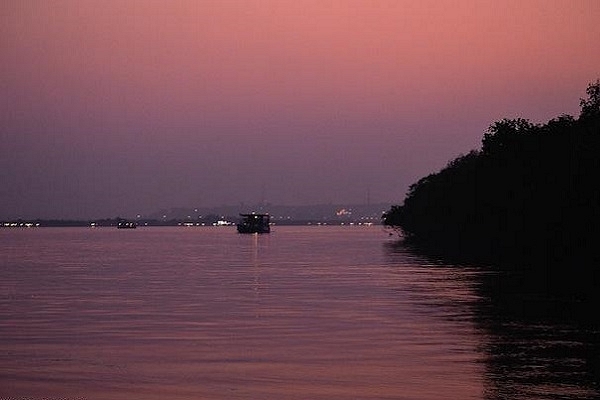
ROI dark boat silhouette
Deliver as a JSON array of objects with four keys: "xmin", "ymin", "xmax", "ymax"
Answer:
[{"xmin": 237, "ymin": 213, "xmax": 270, "ymax": 234}]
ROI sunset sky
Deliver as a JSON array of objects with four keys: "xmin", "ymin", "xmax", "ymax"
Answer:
[{"xmin": 2, "ymin": 0, "xmax": 599, "ymax": 219}]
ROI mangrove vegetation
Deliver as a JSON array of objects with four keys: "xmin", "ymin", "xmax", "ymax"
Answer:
[{"xmin": 384, "ymin": 81, "xmax": 600, "ymax": 271}]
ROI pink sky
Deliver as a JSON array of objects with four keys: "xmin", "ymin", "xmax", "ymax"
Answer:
[{"xmin": 1, "ymin": 0, "xmax": 599, "ymax": 218}]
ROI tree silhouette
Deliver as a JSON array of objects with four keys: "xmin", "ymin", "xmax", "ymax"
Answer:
[
  {"xmin": 580, "ymin": 79, "xmax": 600, "ymax": 119},
  {"xmin": 383, "ymin": 80, "xmax": 600, "ymax": 271}
]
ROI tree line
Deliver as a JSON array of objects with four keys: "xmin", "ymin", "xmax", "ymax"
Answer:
[{"xmin": 383, "ymin": 81, "xmax": 600, "ymax": 269}]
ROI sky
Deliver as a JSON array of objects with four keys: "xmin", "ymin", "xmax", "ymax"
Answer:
[{"xmin": 1, "ymin": 0, "xmax": 599, "ymax": 219}]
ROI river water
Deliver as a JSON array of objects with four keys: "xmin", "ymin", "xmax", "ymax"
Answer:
[{"xmin": 1, "ymin": 226, "xmax": 598, "ymax": 399}]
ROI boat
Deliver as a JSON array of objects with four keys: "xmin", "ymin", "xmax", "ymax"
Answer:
[
  {"xmin": 237, "ymin": 213, "xmax": 270, "ymax": 234},
  {"xmin": 117, "ymin": 219, "xmax": 137, "ymax": 229}
]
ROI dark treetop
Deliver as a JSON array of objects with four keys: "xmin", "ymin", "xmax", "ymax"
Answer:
[{"xmin": 383, "ymin": 80, "xmax": 600, "ymax": 273}]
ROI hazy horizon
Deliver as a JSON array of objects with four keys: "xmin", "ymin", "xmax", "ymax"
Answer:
[
  {"xmin": 1, "ymin": 200, "xmax": 393, "ymax": 222},
  {"xmin": 2, "ymin": 1, "xmax": 599, "ymax": 219}
]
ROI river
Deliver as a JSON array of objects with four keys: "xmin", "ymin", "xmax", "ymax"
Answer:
[{"xmin": 1, "ymin": 226, "xmax": 598, "ymax": 399}]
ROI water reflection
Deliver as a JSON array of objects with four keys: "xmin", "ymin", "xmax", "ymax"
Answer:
[
  {"xmin": 2, "ymin": 227, "xmax": 489, "ymax": 399},
  {"xmin": 384, "ymin": 239, "xmax": 600, "ymax": 399},
  {"xmin": 2, "ymin": 227, "xmax": 598, "ymax": 399},
  {"xmin": 477, "ymin": 269, "xmax": 600, "ymax": 400}
]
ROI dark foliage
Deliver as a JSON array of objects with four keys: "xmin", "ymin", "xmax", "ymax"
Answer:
[
  {"xmin": 580, "ymin": 79, "xmax": 600, "ymax": 119},
  {"xmin": 383, "ymin": 81, "xmax": 600, "ymax": 280}
]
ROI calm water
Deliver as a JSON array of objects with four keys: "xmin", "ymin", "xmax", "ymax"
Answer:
[{"xmin": 1, "ymin": 226, "xmax": 599, "ymax": 399}]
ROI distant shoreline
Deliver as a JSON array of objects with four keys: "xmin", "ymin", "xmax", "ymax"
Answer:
[
  {"xmin": 2, "ymin": 203, "xmax": 388, "ymax": 228},
  {"xmin": 1, "ymin": 219, "xmax": 380, "ymax": 228}
]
